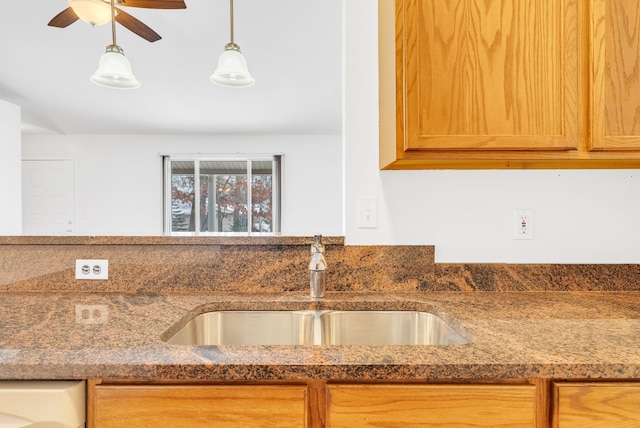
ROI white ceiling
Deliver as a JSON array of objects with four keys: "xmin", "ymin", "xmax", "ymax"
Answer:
[{"xmin": 0, "ymin": 0, "xmax": 343, "ymax": 135}]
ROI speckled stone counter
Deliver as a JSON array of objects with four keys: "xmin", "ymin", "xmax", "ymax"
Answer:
[
  {"xmin": 1, "ymin": 236, "xmax": 640, "ymax": 382},
  {"xmin": 1, "ymin": 291, "xmax": 639, "ymax": 381},
  {"xmin": 2, "ymin": 236, "xmax": 640, "ymax": 292}
]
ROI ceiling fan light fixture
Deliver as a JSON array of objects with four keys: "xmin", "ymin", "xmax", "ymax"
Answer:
[
  {"xmin": 68, "ymin": 0, "xmax": 114, "ymax": 26},
  {"xmin": 90, "ymin": 45, "xmax": 141, "ymax": 89},
  {"xmin": 210, "ymin": 43, "xmax": 255, "ymax": 88}
]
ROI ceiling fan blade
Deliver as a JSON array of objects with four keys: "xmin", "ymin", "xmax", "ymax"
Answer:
[
  {"xmin": 119, "ymin": 0, "xmax": 186, "ymax": 9},
  {"xmin": 114, "ymin": 8, "xmax": 162, "ymax": 42},
  {"xmin": 48, "ymin": 7, "xmax": 80, "ymax": 28}
]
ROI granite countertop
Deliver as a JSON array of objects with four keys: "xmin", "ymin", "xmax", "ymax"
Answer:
[{"xmin": 1, "ymin": 291, "xmax": 639, "ymax": 381}]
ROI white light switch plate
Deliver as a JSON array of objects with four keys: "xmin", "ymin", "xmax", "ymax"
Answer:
[{"xmin": 358, "ymin": 197, "xmax": 377, "ymax": 228}]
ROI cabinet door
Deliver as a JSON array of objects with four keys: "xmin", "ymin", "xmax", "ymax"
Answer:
[
  {"xmin": 591, "ymin": 0, "xmax": 640, "ymax": 150},
  {"xmin": 553, "ymin": 382, "xmax": 640, "ymax": 427},
  {"xmin": 400, "ymin": 0, "xmax": 580, "ymax": 153},
  {"xmin": 91, "ymin": 384, "xmax": 307, "ymax": 428},
  {"xmin": 327, "ymin": 384, "xmax": 536, "ymax": 427}
]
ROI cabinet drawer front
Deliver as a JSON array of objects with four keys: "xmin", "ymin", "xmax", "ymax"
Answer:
[
  {"xmin": 553, "ymin": 382, "xmax": 640, "ymax": 427},
  {"xmin": 327, "ymin": 384, "xmax": 536, "ymax": 427},
  {"xmin": 92, "ymin": 385, "xmax": 307, "ymax": 428}
]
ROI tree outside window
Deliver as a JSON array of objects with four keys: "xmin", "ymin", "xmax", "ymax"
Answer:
[{"xmin": 166, "ymin": 157, "xmax": 280, "ymax": 236}]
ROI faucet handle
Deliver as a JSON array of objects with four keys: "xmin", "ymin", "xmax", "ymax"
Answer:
[
  {"xmin": 311, "ymin": 234, "xmax": 325, "ymax": 254},
  {"xmin": 309, "ymin": 252, "xmax": 327, "ymax": 271},
  {"xmin": 309, "ymin": 235, "xmax": 326, "ymax": 298}
]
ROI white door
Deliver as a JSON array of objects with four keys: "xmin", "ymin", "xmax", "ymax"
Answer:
[{"xmin": 22, "ymin": 160, "xmax": 75, "ymax": 235}]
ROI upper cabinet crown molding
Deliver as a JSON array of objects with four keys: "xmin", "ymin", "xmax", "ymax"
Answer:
[{"xmin": 380, "ymin": 0, "xmax": 640, "ymax": 169}]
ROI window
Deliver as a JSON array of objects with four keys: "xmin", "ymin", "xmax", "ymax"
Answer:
[{"xmin": 164, "ymin": 156, "xmax": 281, "ymax": 235}]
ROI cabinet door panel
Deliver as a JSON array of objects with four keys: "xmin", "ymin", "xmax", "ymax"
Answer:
[
  {"xmin": 92, "ymin": 385, "xmax": 307, "ymax": 428},
  {"xmin": 327, "ymin": 384, "xmax": 536, "ymax": 427},
  {"xmin": 403, "ymin": 0, "xmax": 579, "ymax": 151},
  {"xmin": 553, "ymin": 382, "xmax": 640, "ymax": 427},
  {"xmin": 591, "ymin": 0, "xmax": 640, "ymax": 150}
]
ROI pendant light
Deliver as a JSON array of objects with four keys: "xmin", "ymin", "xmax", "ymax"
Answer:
[
  {"xmin": 210, "ymin": 0, "xmax": 255, "ymax": 88},
  {"xmin": 90, "ymin": 0, "xmax": 140, "ymax": 89}
]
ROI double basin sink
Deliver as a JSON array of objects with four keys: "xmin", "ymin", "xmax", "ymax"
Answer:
[{"xmin": 164, "ymin": 310, "xmax": 469, "ymax": 346}]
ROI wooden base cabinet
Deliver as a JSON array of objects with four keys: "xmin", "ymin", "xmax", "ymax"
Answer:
[
  {"xmin": 326, "ymin": 384, "xmax": 537, "ymax": 427},
  {"xmin": 88, "ymin": 380, "xmax": 640, "ymax": 427},
  {"xmin": 89, "ymin": 384, "xmax": 308, "ymax": 428},
  {"xmin": 553, "ymin": 382, "xmax": 640, "ymax": 427}
]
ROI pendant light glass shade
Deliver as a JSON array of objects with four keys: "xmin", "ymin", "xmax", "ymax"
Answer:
[
  {"xmin": 89, "ymin": 0, "xmax": 140, "ymax": 89},
  {"xmin": 90, "ymin": 45, "xmax": 140, "ymax": 89},
  {"xmin": 210, "ymin": 0, "xmax": 254, "ymax": 88},
  {"xmin": 68, "ymin": 0, "xmax": 113, "ymax": 26},
  {"xmin": 210, "ymin": 43, "xmax": 255, "ymax": 88}
]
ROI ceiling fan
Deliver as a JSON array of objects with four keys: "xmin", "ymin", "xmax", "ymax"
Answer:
[{"xmin": 48, "ymin": 0, "xmax": 187, "ymax": 43}]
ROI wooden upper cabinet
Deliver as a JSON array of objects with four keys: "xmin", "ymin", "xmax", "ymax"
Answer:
[
  {"xmin": 405, "ymin": 0, "xmax": 579, "ymax": 151},
  {"xmin": 591, "ymin": 0, "xmax": 640, "ymax": 151},
  {"xmin": 379, "ymin": 0, "xmax": 640, "ymax": 169}
]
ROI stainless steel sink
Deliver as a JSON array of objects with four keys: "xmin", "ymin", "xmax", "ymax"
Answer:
[
  {"xmin": 163, "ymin": 310, "xmax": 469, "ymax": 346},
  {"xmin": 164, "ymin": 311, "xmax": 315, "ymax": 345},
  {"xmin": 319, "ymin": 310, "xmax": 468, "ymax": 345}
]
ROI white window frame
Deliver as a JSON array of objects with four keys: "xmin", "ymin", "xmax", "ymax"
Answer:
[{"xmin": 163, "ymin": 155, "xmax": 281, "ymax": 236}]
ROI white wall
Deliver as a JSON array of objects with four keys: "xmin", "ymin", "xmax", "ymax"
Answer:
[
  {"xmin": 343, "ymin": 1, "xmax": 640, "ymax": 263},
  {"xmin": 22, "ymin": 134, "xmax": 342, "ymax": 236},
  {"xmin": 17, "ymin": 2, "xmax": 640, "ymax": 263},
  {"xmin": 0, "ymin": 99, "xmax": 22, "ymax": 235}
]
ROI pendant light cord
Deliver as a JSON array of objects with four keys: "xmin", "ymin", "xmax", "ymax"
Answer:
[
  {"xmin": 110, "ymin": 0, "xmax": 117, "ymax": 46},
  {"xmin": 229, "ymin": 0, "xmax": 234, "ymax": 44}
]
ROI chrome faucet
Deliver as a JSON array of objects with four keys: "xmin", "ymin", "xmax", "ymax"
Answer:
[{"xmin": 309, "ymin": 235, "xmax": 326, "ymax": 298}]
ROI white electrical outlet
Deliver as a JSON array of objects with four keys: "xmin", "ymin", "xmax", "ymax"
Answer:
[
  {"xmin": 75, "ymin": 259, "xmax": 109, "ymax": 280},
  {"xmin": 75, "ymin": 304, "xmax": 109, "ymax": 324},
  {"xmin": 513, "ymin": 209, "xmax": 533, "ymax": 240},
  {"xmin": 358, "ymin": 197, "xmax": 378, "ymax": 228}
]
